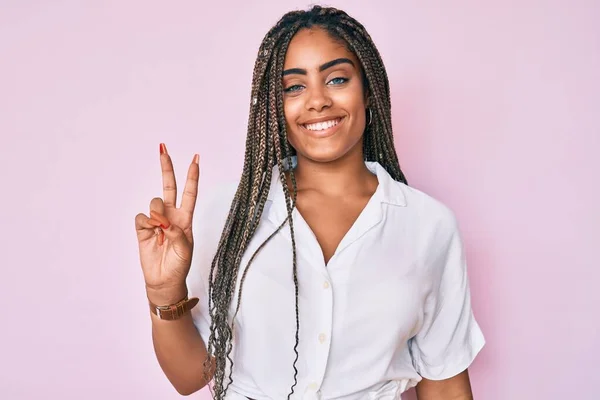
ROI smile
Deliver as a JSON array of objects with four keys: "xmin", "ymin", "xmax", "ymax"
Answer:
[
  {"xmin": 300, "ymin": 117, "xmax": 345, "ymax": 138},
  {"xmin": 302, "ymin": 118, "xmax": 343, "ymax": 131}
]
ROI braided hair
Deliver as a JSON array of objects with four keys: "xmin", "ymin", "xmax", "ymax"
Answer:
[{"xmin": 203, "ymin": 5, "xmax": 408, "ymax": 399}]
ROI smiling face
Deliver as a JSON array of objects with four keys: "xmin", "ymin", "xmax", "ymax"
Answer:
[{"xmin": 282, "ymin": 27, "xmax": 368, "ymax": 164}]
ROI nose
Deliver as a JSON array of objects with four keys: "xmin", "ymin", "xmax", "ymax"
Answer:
[{"xmin": 305, "ymin": 85, "xmax": 332, "ymax": 112}]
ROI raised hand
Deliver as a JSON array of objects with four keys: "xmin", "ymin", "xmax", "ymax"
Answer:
[{"xmin": 134, "ymin": 143, "xmax": 199, "ymax": 305}]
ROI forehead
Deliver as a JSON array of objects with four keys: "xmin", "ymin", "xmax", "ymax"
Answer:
[{"xmin": 283, "ymin": 27, "xmax": 358, "ymax": 69}]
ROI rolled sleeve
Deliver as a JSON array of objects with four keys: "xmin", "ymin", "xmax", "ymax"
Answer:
[{"xmin": 410, "ymin": 210, "xmax": 485, "ymax": 380}]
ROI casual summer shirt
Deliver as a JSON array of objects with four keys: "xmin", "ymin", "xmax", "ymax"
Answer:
[{"xmin": 187, "ymin": 160, "xmax": 485, "ymax": 400}]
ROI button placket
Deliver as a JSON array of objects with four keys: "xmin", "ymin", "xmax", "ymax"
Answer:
[
  {"xmin": 318, "ymin": 332, "xmax": 327, "ymax": 344},
  {"xmin": 311, "ymin": 268, "xmax": 333, "ymax": 391}
]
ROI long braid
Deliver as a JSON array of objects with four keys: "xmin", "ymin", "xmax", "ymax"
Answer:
[
  {"xmin": 272, "ymin": 27, "xmax": 303, "ymax": 398},
  {"xmin": 204, "ymin": 6, "xmax": 408, "ymax": 399}
]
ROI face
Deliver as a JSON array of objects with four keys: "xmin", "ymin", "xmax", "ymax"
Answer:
[{"xmin": 282, "ymin": 27, "xmax": 368, "ymax": 164}]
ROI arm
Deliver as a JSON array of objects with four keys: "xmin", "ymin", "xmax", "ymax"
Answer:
[
  {"xmin": 149, "ymin": 286, "xmax": 215, "ymax": 396},
  {"xmin": 136, "ymin": 147, "xmax": 217, "ymax": 395},
  {"xmin": 416, "ymin": 369, "xmax": 474, "ymax": 400},
  {"xmin": 410, "ymin": 208, "xmax": 485, "ymax": 399}
]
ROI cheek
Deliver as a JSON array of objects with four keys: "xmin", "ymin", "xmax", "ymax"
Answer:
[
  {"xmin": 283, "ymin": 99, "xmax": 300, "ymax": 129},
  {"xmin": 332, "ymin": 88, "xmax": 366, "ymax": 127},
  {"xmin": 283, "ymin": 99, "xmax": 303, "ymax": 147},
  {"xmin": 341, "ymin": 100, "xmax": 367, "ymax": 136}
]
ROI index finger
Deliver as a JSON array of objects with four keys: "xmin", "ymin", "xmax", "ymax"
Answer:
[
  {"xmin": 180, "ymin": 153, "xmax": 200, "ymax": 214},
  {"xmin": 160, "ymin": 143, "xmax": 178, "ymax": 208}
]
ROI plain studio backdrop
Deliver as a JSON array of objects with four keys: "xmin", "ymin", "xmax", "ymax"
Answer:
[{"xmin": 1, "ymin": 0, "xmax": 598, "ymax": 399}]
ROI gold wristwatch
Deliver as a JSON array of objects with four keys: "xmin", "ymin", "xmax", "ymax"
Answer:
[{"xmin": 149, "ymin": 295, "xmax": 199, "ymax": 320}]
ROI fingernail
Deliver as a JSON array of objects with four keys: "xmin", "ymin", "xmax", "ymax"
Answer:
[
  {"xmin": 193, "ymin": 154, "xmax": 199, "ymax": 164},
  {"xmin": 160, "ymin": 223, "xmax": 170, "ymax": 230},
  {"xmin": 160, "ymin": 143, "xmax": 167, "ymax": 155}
]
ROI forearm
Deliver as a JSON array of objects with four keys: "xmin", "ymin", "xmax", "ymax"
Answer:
[
  {"xmin": 415, "ymin": 370, "xmax": 474, "ymax": 400},
  {"xmin": 148, "ymin": 287, "xmax": 214, "ymax": 396},
  {"xmin": 416, "ymin": 394, "xmax": 473, "ymax": 400}
]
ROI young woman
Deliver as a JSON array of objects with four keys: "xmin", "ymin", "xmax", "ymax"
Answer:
[{"xmin": 135, "ymin": 6, "xmax": 485, "ymax": 400}]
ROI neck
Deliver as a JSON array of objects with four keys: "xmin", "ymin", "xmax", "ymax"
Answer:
[{"xmin": 285, "ymin": 146, "xmax": 376, "ymax": 198}]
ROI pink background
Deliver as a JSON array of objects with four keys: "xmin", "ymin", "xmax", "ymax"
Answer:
[{"xmin": 1, "ymin": 0, "xmax": 598, "ymax": 399}]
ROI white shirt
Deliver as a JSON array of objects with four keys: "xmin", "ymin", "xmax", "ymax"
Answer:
[{"xmin": 187, "ymin": 160, "xmax": 485, "ymax": 400}]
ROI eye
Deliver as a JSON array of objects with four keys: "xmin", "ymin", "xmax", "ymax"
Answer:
[
  {"xmin": 328, "ymin": 77, "xmax": 349, "ymax": 85},
  {"xmin": 284, "ymin": 84, "xmax": 304, "ymax": 93}
]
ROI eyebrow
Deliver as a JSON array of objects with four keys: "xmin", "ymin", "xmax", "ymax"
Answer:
[{"xmin": 282, "ymin": 57, "xmax": 355, "ymax": 77}]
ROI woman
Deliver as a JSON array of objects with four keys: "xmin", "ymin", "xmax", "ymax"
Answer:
[{"xmin": 135, "ymin": 6, "xmax": 485, "ymax": 400}]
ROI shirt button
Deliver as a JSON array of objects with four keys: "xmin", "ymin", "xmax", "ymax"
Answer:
[
  {"xmin": 309, "ymin": 382, "xmax": 318, "ymax": 390},
  {"xmin": 323, "ymin": 281, "xmax": 330, "ymax": 289},
  {"xmin": 318, "ymin": 333, "xmax": 327, "ymax": 343}
]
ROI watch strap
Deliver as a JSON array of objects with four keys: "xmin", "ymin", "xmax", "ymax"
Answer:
[{"xmin": 149, "ymin": 295, "xmax": 199, "ymax": 320}]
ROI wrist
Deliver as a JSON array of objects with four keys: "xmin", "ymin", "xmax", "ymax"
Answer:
[{"xmin": 146, "ymin": 284, "xmax": 188, "ymax": 306}]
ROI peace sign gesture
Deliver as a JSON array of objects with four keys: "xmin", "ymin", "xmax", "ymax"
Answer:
[{"xmin": 134, "ymin": 143, "xmax": 199, "ymax": 305}]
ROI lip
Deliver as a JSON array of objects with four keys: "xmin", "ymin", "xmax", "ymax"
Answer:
[
  {"xmin": 299, "ymin": 116, "xmax": 346, "ymax": 138},
  {"xmin": 300, "ymin": 115, "xmax": 345, "ymax": 125}
]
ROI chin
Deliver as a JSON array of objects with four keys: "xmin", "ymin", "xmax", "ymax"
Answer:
[
  {"xmin": 295, "ymin": 148, "xmax": 350, "ymax": 164},
  {"xmin": 288, "ymin": 131, "xmax": 363, "ymax": 165}
]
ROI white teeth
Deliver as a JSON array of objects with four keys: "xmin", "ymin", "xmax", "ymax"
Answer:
[{"xmin": 304, "ymin": 118, "xmax": 340, "ymax": 131}]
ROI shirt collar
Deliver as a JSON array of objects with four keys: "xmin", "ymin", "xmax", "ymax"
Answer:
[
  {"xmin": 266, "ymin": 157, "xmax": 407, "ymax": 212},
  {"xmin": 364, "ymin": 160, "xmax": 407, "ymax": 207}
]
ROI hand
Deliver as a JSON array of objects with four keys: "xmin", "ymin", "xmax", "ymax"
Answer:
[{"xmin": 134, "ymin": 143, "xmax": 199, "ymax": 305}]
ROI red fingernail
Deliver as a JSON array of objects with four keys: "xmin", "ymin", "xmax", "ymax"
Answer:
[
  {"xmin": 160, "ymin": 223, "xmax": 170, "ymax": 229},
  {"xmin": 160, "ymin": 143, "xmax": 167, "ymax": 155}
]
